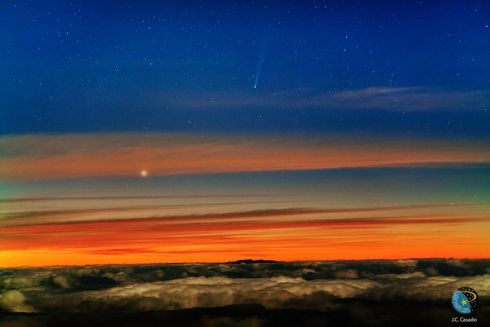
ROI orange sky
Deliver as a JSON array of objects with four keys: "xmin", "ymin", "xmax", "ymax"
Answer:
[
  {"xmin": 1, "ymin": 201, "xmax": 489, "ymax": 267},
  {"xmin": 1, "ymin": 132, "xmax": 489, "ymax": 267}
]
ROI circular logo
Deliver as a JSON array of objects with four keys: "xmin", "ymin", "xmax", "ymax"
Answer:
[{"xmin": 451, "ymin": 287, "xmax": 479, "ymax": 315}]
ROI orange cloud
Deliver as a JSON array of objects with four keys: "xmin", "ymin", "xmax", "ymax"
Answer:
[{"xmin": 1, "ymin": 133, "xmax": 489, "ymax": 181}]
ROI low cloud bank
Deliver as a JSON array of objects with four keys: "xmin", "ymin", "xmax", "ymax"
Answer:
[{"xmin": 1, "ymin": 259, "xmax": 489, "ymax": 313}]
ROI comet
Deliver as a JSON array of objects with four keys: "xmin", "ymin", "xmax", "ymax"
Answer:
[
  {"xmin": 253, "ymin": 29, "xmax": 269, "ymax": 89},
  {"xmin": 254, "ymin": 56, "xmax": 265, "ymax": 89}
]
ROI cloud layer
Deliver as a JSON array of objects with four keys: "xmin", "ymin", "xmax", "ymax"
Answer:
[
  {"xmin": 1, "ymin": 259, "xmax": 489, "ymax": 314},
  {"xmin": 165, "ymin": 87, "xmax": 490, "ymax": 112},
  {"xmin": 1, "ymin": 133, "xmax": 489, "ymax": 181},
  {"xmin": 2, "ymin": 200, "xmax": 489, "ymax": 266}
]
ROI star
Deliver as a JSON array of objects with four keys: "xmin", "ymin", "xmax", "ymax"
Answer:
[{"xmin": 461, "ymin": 299, "xmax": 467, "ymax": 305}]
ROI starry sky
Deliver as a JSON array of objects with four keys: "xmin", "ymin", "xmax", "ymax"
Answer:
[
  {"xmin": 0, "ymin": 0, "xmax": 489, "ymax": 266},
  {"xmin": 1, "ymin": 0, "xmax": 490, "ymax": 135}
]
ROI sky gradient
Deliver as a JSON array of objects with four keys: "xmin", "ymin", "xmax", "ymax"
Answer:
[{"xmin": 1, "ymin": 0, "xmax": 489, "ymax": 267}]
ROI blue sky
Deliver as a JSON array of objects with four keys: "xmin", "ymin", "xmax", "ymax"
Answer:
[{"xmin": 1, "ymin": 0, "xmax": 489, "ymax": 135}]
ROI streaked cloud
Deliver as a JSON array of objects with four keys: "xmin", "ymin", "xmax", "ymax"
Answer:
[
  {"xmin": 0, "ymin": 203, "xmax": 466, "ymax": 227},
  {"xmin": 165, "ymin": 87, "xmax": 490, "ymax": 111},
  {"xmin": 1, "ymin": 133, "xmax": 489, "ymax": 181},
  {"xmin": 1, "ymin": 202, "xmax": 488, "ymax": 267}
]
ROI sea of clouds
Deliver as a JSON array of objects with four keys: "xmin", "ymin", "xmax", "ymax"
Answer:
[{"xmin": 1, "ymin": 259, "xmax": 489, "ymax": 314}]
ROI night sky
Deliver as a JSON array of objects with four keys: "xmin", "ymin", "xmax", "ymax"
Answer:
[
  {"xmin": 1, "ymin": 0, "xmax": 490, "ymax": 135},
  {"xmin": 0, "ymin": 1, "xmax": 489, "ymax": 266}
]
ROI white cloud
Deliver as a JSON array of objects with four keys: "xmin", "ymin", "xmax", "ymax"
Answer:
[
  {"xmin": 0, "ymin": 290, "xmax": 34, "ymax": 313},
  {"xmin": 166, "ymin": 87, "xmax": 490, "ymax": 111},
  {"xmin": 40, "ymin": 277, "xmax": 378, "ymax": 312},
  {"xmin": 2, "ymin": 260, "xmax": 489, "ymax": 313},
  {"xmin": 36, "ymin": 274, "xmax": 490, "ymax": 312}
]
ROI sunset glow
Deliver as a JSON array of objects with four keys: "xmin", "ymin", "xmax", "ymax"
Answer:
[{"xmin": 1, "ymin": 133, "xmax": 489, "ymax": 267}]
